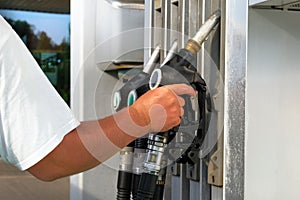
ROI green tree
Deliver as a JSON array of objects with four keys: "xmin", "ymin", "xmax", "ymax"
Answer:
[
  {"xmin": 4, "ymin": 17, "xmax": 71, "ymax": 104},
  {"xmin": 36, "ymin": 31, "xmax": 55, "ymax": 50},
  {"xmin": 4, "ymin": 17, "xmax": 38, "ymax": 50}
]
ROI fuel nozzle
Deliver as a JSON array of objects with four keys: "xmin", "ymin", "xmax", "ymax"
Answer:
[
  {"xmin": 185, "ymin": 10, "xmax": 221, "ymax": 54},
  {"xmin": 137, "ymin": 10, "xmax": 220, "ymax": 200}
]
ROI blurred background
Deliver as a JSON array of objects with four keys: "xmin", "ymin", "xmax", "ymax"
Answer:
[{"xmin": 0, "ymin": 0, "xmax": 70, "ymax": 199}]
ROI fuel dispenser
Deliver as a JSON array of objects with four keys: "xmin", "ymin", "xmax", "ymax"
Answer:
[
  {"xmin": 113, "ymin": 11, "xmax": 220, "ymax": 200},
  {"xmin": 70, "ymin": 0, "xmax": 245, "ymax": 199},
  {"xmin": 71, "ymin": 0, "xmax": 300, "ymax": 199}
]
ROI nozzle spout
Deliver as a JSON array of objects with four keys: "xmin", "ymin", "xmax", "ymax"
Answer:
[{"xmin": 185, "ymin": 10, "xmax": 221, "ymax": 54}]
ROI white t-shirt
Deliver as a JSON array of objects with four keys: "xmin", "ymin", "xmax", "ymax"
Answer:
[{"xmin": 0, "ymin": 16, "xmax": 80, "ymax": 170}]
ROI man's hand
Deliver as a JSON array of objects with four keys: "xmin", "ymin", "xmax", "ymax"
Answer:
[
  {"xmin": 28, "ymin": 84, "xmax": 196, "ymax": 181},
  {"xmin": 129, "ymin": 84, "xmax": 196, "ymax": 132}
]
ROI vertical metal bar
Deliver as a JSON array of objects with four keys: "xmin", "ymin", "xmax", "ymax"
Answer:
[
  {"xmin": 189, "ymin": 158, "xmax": 211, "ymax": 200},
  {"xmin": 144, "ymin": 0, "xmax": 155, "ymax": 63},
  {"xmin": 181, "ymin": 165, "xmax": 190, "ymax": 200},
  {"xmin": 197, "ymin": 0, "xmax": 204, "ymax": 75},
  {"xmin": 223, "ymin": 0, "xmax": 248, "ymax": 199},
  {"xmin": 199, "ymin": 160, "xmax": 211, "ymax": 200},
  {"xmin": 153, "ymin": 2, "xmax": 162, "ymax": 49},
  {"xmin": 171, "ymin": 164, "xmax": 190, "ymax": 200},
  {"xmin": 188, "ymin": 0, "xmax": 199, "ymax": 37},
  {"xmin": 171, "ymin": 175, "xmax": 180, "ymax": 200},
  {"xmin": 164, "ymin": 166, "xmax": 172, "ymax": 200},
  {"xmin": 196, "ymin": 2, "xmax": 211, "ymax": 200},
  {"xmin": 218, "ymin": 4, "xmax": 226, "ymax": 200},
  {"xmin": 190, "ymin": 180, "xmax": 200, "ymax": 200},
  {"xmin": 178, "ymin": 0, "xmax": 198, "ymax": 48},
  {"xmin": 178, "ymin": 0, "xmax": 189, "ymax": 49},
  {"xmin": 170, "ymin": 2, "xmax": 178, "ymax": 45},
  {"xmin": 161, "ymin": 0, "xmax": 171, "ymax": 60},
  {"xmin": 212, "ymin": 186, "xmax": 223, "ymax": 200}
]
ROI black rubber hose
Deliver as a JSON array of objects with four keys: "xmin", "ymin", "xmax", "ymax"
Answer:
[
  {"xmin": 136, "ymin": 173, "xmax": 158, "ymax": 200},
  {"xmin": 131, "ymin": 173, "xmax": 141, "ymax": 200},
  {"xmin": 153, "ymin": 184, "xmax": 165, "ymax": 200},
  {"xmin": 132, "ymin": 138, "xmax": 148, "ymax": 200},
  {"xmin": 116, "ymin": 171, "xmax": 133, "ymax": 200}
]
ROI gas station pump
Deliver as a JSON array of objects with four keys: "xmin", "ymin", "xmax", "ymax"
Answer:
[
  {"xmin": 113, "ymin": 10, "xmax": 220, "ymax": 200},
  {"xmin": 71, "ymin": 0, "xmax": 300, "ymax": 199}
]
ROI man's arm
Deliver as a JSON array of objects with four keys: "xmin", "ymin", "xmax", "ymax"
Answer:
[{"xmin": 27, "ymin": 84, "xmax": 195, "ymax": 181}]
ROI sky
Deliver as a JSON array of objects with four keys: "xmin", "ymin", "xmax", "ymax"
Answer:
[{"xmin": 0, "ymin": 9, "xmax": 70, "ymax": 45}]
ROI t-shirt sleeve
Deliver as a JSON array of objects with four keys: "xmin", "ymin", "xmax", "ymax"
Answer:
[{"xmin": 0, "ymin": 16, "xmax": 80, "ymax": 170}]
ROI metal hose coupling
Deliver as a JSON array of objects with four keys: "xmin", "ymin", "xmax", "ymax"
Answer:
[
  {"xmin": 116, "ymin": 146, "xmax": 134, "ymax": 200},
  {"xmin": 136, "ymin": 133, "xmax": 169, "ymax": 200},
  {"xmin": 185, "ymin": 9, "xmax": 221, "ymax": 54},
  {"xmin": 143, "ymin": 133, "xmax": 168, "ymax": 175}
]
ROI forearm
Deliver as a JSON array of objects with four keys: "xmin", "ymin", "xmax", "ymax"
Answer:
[
  {"xmin": 27, "ymin": 84, "xmax": 194, "ymax": 181},
  {"xmin": 28, "ymin": 107, "xmax": 148, "ymax": 181}
]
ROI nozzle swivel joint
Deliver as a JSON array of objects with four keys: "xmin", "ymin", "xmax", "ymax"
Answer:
[{"xmin": 185, "ymin": 10, "xmax": 221, "ymax": 54}]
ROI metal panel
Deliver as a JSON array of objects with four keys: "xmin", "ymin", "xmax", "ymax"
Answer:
[
  {"xmin": 246, "ymin": 9, "xmax": 300, "ymax": 200},
  {"xmin": 70, "ymin": 0, "xmax": 97, "ymax": 199},
  {"xmin": 95, "ymin": 0, "xmax": 144, "ymax": 67},
  {"xmin": 223, "ymin": 0, "xmax": 247, "ymax": 200},
  {"xmin": 71, "ymin": 0, "xmax": 138, "ymax": 200}
]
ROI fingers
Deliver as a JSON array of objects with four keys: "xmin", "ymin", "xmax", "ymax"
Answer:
[
  {"xmin": 177, "ymin": 96, "xmax": 185, "ymax": 116},
  {"xmin": 165, "ymin": 84, "xmax": 196, "ymax": 96},
  {"xmin": 160, "ymin": 85, "xmax": 187, "ymax": 118}
]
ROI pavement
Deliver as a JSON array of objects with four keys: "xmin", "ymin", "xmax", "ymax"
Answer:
[{"xmin": 0, "ymin": 159, "xmax": 69, "ymax": 200}]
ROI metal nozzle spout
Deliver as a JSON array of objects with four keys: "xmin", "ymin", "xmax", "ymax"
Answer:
[
  {"xmin": 143, "ymin": 45, "xmax": 161, "ymax": 74},
  {"xmin": 185, "ymin": 10, "xmax": 221, "ymax": 54}
]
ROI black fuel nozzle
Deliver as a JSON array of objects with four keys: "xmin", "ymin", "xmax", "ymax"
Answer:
[
  {"xmin": 136, "ymin": 53, "xmax": 206, "ymax": 198},
  {"xmin": 136, "ymin": 10, "xmax": 220, "ymax": 199}
]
